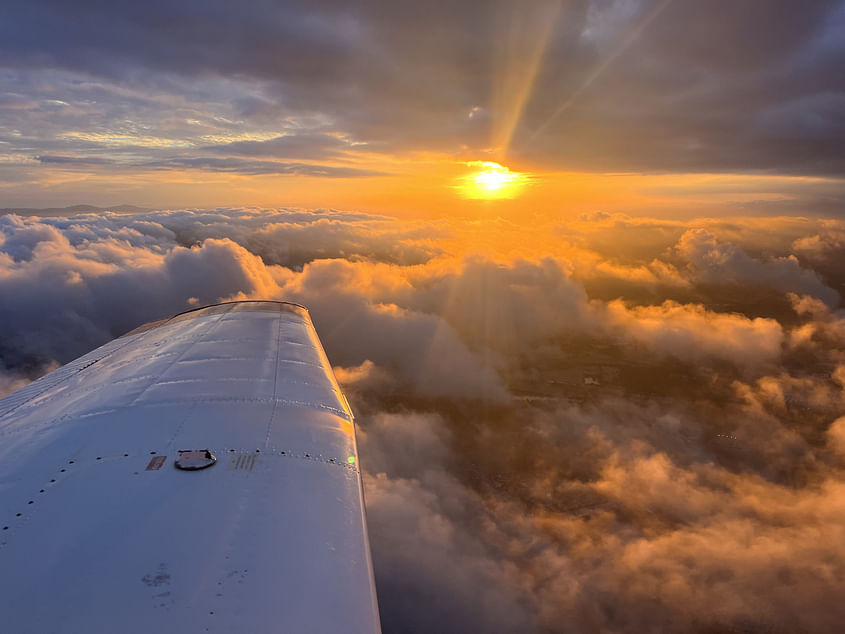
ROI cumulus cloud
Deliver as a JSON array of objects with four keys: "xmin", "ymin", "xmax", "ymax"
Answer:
[
  {"xmin": 364, "ymin": 471, "xmax": 535, "ymax": 634},
  {"xmin": 828, "ymin": 416, "xmax": 845, "ymax": 457},
  {"xmin": 793, "ymin": 220, "xmax": 845, "ymax": 259},
  {"xmin": 676, "ymin": 228, "xmax": 839, "ymax": 306},
  {"xmin": 602, "ymin": 299, "xmax": 784, "ymax": 369},
  {"xmin": 2, "ymin": 206, "xmax": 845, "ymax": 632},
  {"xmin": 788, "ymin": 293, "xmax": 845, "ymax": 364}
]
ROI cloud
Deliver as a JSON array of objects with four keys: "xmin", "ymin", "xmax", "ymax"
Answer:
[
  {"xmin": 205, "ymin": 133, "xmax": 357, "ymax": 160},
  {"xmin": 390, "ymin": 256, "xmax": 592, "ymax": 353},
  {"xmin": 2, "ymin": 207, "xmax": 845, "ymax": 632},
  {"xmin": 1, "ymin": 1, "xmax": 843, "ymax": 177},
  {"xmin": 0, "ymin": 367, "xmax": 34, "ymax": 399},
  {"xmin": 0, "ymin": 234, "xmax": 276, "ymax": 363},
  {"xmin": 277, "ymin": 259, "xmax": 510, "ymax": 402},
  {"xmin": 35, "ymin": 154, "xmax": 385, "ymax": 177},
  {"xmin": 356, "ymin": 412, "xmax": 536, "ymax": 633},
  {"xmin": 676, "ymin": 228, "xmax": 839, "ymax": 306},
  {"xmin": 577, "ymin": 453, "xmax": 845, "ymax": 632},
  {"xmin": 244, "ymin": 217, "xmax": 446, "ymax": 267},
  {"xmin": 601, "ymin": 299, "xmax": 784, "ymax": 369},
  {"xmin": 36, "ymin": 155, "xmax": 113, "ymax": 166},
  {"xmin": 828, "ymin": 416, "xmax": 845, "ymax": 456},
  {"xmin": 363, "ymin": 472, "xmax": 535, "ymax": 634},
  {"xmin": 756, "ymin": 92, "xmax": 845, "ymax": 139},
  {"xmin": 143, "ymin": 157, "xmax": 386, "ymax": 177}
]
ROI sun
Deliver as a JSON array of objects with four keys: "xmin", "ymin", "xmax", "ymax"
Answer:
[
  {"xmin": 474, "ymin": 162, "xmax": 518, "ymax": 192},
  {"xmin": 455, "ymin": 161, "xmax": 529, "ymax": 200}
]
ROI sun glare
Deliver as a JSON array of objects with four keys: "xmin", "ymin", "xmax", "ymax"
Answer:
[{"xmin": 456, "ymin": 161, "xmax": 529, "ymax": 200}]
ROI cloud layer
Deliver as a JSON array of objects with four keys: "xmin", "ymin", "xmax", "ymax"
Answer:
[
  {"xmin": 1, "ymin": 0, "xmax": 843, "ymax": 189},
  {"xmin": 1, "ymin": 207, "xmax": 845, "ymax": 632}
]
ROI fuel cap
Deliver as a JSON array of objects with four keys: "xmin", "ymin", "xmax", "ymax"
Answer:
[{"xmin": 174, "ymin": 449, "xmax": 216, "ymax": 470}]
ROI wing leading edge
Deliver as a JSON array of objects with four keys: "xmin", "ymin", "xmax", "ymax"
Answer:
[{"xmin": 0, "ymin": 301, "xmax": 381, "ymax": 633}]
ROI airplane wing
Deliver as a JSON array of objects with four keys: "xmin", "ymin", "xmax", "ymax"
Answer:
[{"xmin": 0, "ymin": 301, "xmax": 381, "ymax": 633}]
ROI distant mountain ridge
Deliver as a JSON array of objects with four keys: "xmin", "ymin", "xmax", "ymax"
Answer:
[{"xmin": 0, "ymin": 204, "xmax": 152, "ymax": 217}]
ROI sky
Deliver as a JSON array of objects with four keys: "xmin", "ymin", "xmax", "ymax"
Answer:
[
  {"xmin": 1, "ymin": 1, "xmax": 845, "ymax": 633},
  {"xmin": 1, "ymin": 0, "xmax": 844, "ymax": 217}
]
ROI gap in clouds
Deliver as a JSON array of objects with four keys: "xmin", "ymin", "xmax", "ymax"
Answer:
[{"xmin": 1, "ymin": 207, "xmax": 845, "ymax": 633}]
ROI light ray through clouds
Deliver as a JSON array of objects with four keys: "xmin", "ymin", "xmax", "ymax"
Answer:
[
  {"xmin": 523, "ymin": 0, "xmax": 675, "ymax": 147},
  {"xmin": 490, "ymin": 0, "xmax": 563, "ymax": 158}
]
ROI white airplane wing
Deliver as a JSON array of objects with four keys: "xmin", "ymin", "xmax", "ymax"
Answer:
[{"xmin": 0, "ymin": 301, "xmax": 381, "ymax": 633}]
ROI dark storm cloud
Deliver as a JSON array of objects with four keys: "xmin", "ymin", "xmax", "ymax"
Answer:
[
  {"xmin": 2, "ymin": 207, "xmax": 845, "ymax": 631},
  {"xmin": 1, "ymin": 0, "xmax": 843, "ymax": 175}
]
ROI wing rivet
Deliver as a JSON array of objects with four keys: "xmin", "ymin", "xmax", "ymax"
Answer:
[{"xmin": 175, "ymin": 449, "xmax": 217, "ymax": 471}]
